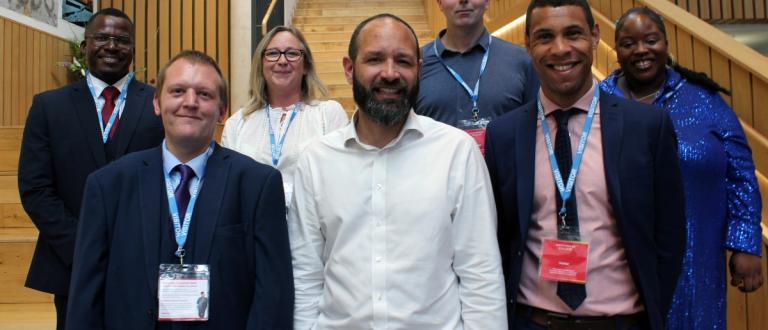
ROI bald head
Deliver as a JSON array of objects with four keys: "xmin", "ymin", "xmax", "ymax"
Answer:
[{"xmin": 348, "ymin": 14, "xmax": 421, "ymax": 63}]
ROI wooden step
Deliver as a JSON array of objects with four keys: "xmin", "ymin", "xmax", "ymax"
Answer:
[
  {"xmin": 307, "ymin": 37, "xmax": 432, "ymax": 52},
  {"xmin": 0, "ymin": 227, "xmax": 50, "ymax": 304},
  {"xmin": 293, "ymin": 21, "xmax": 429, "ymax": 32},
  {"xmin": 327, "ymin": 84, "xmax": 352, "ymax": 98},
  {"xmin": 319, "ymin": 72, "xmax": 349, "ymax": 85},
  {"xmin": 293, "ymin": 15, "xmax": 426, "ymax": 24},
  {"xmin": 294, "ymin": 8, "xmax": 426, "ymax": 17},
  {"xmin": 298, "ymin": 1, "xmax": 424, "ymax": 9},
  {"xmin": 1, "ymin": 203, "xmax": 32, "ymax": 228},
  {"xmin": 0, "ymin": 127, "xmax": 22, "ymax": 175},
  {"xmin": 0, "ymin": 303, "xmax": 55, "ymax": 330},
  {"xmin": 303, "ymin": 30, "xmax": 433, "ymax": 43},
  {"xmin": 313, "ymin": 51, "xmax": 348, "ymax": 62},
  {"xmin": 300, "ymin": 0, "xmax": 419, "ymax": 3}
]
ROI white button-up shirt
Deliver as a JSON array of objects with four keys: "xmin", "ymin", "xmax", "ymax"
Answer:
[{"xmin": 288, "ymin": 110, "xmax": 507, "ymax": 330}]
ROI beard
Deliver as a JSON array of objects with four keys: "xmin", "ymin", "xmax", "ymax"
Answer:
[{"xmin": 352, "ymin": 74, "xmax": 418, "ymax": 127}]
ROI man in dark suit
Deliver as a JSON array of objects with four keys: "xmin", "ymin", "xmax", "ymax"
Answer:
[
  {"xmin": 66, "ymin": 50, "xmax": 293, "ymax": 329},
  {"xmin": 484, "ymin": 1, "xmax": 686, "ymax": 329},
  {"xmin": 17, "ymin": 8, "xmax": 164, "ymax": 329}
]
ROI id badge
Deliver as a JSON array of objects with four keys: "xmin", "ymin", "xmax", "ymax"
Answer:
[
  {"xmin": 539, "ymin": 238, "xmax": 589, "ymax": 284},
  {"xmin": 458, "ymin": 117, "xmax": 490, "ymax": 155},
  {"xmin": 158, "ymin": 264, "xmax": 210, "ymax": 321}
]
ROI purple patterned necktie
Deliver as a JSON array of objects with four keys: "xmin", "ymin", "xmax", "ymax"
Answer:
[{"xmin": 174, "ymin": 164, "xmax": 195, "ymax": 224}]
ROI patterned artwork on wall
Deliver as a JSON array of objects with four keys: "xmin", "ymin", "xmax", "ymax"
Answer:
[{"xmin": 1, "ymin": 0, "xmax": 60, "ymax": 27}]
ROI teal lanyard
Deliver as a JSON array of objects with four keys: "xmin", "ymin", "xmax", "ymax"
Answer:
[
  {"xmin": 433, "ymin": 35, "xmax": 492, "ymax": 121},
  {"xmin": 85, "ymin": 71, "xmax": 134, "ymax": 143},
  {"xmin": 537, "ymin": 86, "xmax": 599, "ymax": 220},
  {"xmin": 265, "ymin": 103, "xmax": 301, "ymax": 166},
  {"xmin": 163, "ymin": 142, "xmax": 214, "ymax": 262}
]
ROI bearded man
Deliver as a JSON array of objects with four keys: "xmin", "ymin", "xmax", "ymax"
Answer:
[{"xmin": 286, "ymin": 13, "xmax": 507, "ymax": 330}]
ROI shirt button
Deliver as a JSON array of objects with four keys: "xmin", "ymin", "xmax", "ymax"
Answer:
[
  {"xmin": 376, "ymin": 184, "xmax": 383, "ymax": 191},
  {"xmin": 377, "ymin": 294, "xmax": 383, "ymax": 301},
  {"xmin": 376, "ymin": 257, "xmax": 382, "ymax": 263}
]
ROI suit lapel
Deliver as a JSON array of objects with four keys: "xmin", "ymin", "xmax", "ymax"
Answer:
[
  {"xmin": 190, "ymin": 145, "xmax": 229, "ymax": 264},
  {"xmin": 113, "ymin": 80, "xmax": 149, "ymax": 156},
  {"xmin": 71, "ymin": 80, "xmax": 107, "ymax": 165},
  {"xmin": 517, "ymin": 105, "xmax": 537, "ymax": 237},
  {"xmin": 600, "ymin": 94, "xmax": 624, "ymax": 223},
  {"xmin": 139, "ymin": 148, "xmax": 164, "ymax": 295}
]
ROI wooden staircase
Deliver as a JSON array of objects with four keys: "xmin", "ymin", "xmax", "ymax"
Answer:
[
  {"xmin": 293, "ymin": 0, "xmax": 434, "ymax": 115},
  {"xmin": 0, "ymin": 127, "xmax": 55, "ymax": 329}
]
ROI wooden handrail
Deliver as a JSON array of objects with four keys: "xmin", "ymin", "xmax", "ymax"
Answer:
[
  {"xmin": 638, "ymin": 0, "xmax": 768, "ymax": 83},
  {"xmin": 262, "ymin": 0, "xmax": 279, "ymax": 36}
]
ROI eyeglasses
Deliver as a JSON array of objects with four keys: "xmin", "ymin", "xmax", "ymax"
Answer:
[
  {"xmin": 86, "ymin": 33, "xmax": 133, "ymax": 48},
  {"xmin": 263, "ymin": 48, "xmax": 304, "ymax": 62}
]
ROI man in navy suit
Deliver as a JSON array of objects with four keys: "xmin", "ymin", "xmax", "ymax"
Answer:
[
  {"xmin": 66, "ymin": 50, "xmax": 293, "ymax": 329},
  {"xmin": 484, "ymin": 1, "xmax": 685, "ymax": 329},
  {"xmin": 18, "ymin": 8, "xmax": 164, "ymax": 329}
]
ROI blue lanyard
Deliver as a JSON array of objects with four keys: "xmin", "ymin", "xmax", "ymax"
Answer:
[
  {"xmin": 265, "ymin": 103, "xmax": 301, "ymax": 166},
  {"xmin": 433, "ymin": 34, "xmax": 492, "ymax": 121},
  {"xmin": 85, "ymin": 71, "xmax": 134, "ymax": 144},
  {"xmin": 163, "ymin": 143, "xmax": 214, "ymax": 263},
  {"xmin": 537, "ymin": 86, "xmax": 599, "ymax": 221}
]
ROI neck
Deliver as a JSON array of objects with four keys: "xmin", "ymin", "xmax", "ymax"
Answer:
[
  {"xmin": 624, "ymin": 70, "xmax": 666, "ymax": 100},
  {"xmin": 91, "ymin": 71, "xmax": 125, "ymax": 85},
  {"xmin": 355, "ymin": 111, "xmax": 405, "ymax": 149},
  {"xmin": 441, "ymin": 25, "xmax": 486, "ymax": 53},
  {"xmin": 542, "ymin": 79, "xmax": 594, "ymax": 109},
  {"xmin": 167, "ymin": 139, "xmax": 211, "ymax": 163},
  {"xmin": 268, "ymin": 90, "xmax": 302, "ymax": 109}
]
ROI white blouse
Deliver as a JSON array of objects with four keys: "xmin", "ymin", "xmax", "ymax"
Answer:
[{"xmin": 221, "ymin": 100, "xmax": 349, "ymax": 206}]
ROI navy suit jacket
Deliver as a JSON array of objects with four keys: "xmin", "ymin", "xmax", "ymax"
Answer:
[
  {"xmin": 485, "ymin": 93, "xmax": 685, "ymax": 330},
  {"xmin": 66, "ymin": 145, "xmax": 294, "ymax": 329},
  {"xmin": 18, "ymin": 79, "xmax": 164, "ymax": 295}
]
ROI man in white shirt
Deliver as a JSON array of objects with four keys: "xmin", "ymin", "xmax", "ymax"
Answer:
[{"xmin": 288, "ymin": 13, "xmax": 507, "ymax": 329}]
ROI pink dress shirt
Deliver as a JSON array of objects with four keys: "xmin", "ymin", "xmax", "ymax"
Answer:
[{"xmin": 517, "ymin": 81, "xmax": 645, "ymax": 316}]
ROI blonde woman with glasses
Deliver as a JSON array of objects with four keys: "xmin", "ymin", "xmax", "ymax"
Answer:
[{"xmin": 222, "ymin": 26, "xmax": 348, "ymax": 206}]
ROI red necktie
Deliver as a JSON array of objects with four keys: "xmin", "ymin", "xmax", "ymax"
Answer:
[{"xmin": 101, "ymin": 86, "xmax": 120, "ymax": 140}]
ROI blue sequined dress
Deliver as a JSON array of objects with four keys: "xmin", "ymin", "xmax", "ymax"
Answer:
[{"xmin": 600, "ymin": 67, "xmax": 763, "ymax": 329}]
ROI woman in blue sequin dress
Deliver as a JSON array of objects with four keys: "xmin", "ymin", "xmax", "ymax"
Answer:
[{"xmin": 600, "ymin": 7, "xmax": 763, "ymax": 329}]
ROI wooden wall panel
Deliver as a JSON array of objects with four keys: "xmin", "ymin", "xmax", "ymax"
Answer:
[
  {"xmin": 692, "ymin": 39, "xmax": 711, "ymax": 77},
  {"xmin": 711, "ymin": 51, "xmax": 733, "ymax": 106},
  {"xmin": 731, "ymin": 63, "xmax": 753, "ymax": 124},
  {"xmin": 712, "ymin": 0, "xmax": 722, "ymax": 19},
  {"xmin": 734, "ymin": 0, "xmax": 745, "ymax": 19},
  {"xmin": 753, "ymin": 78, "xmax": 768, "ymax": 137},
  {"xmin": 194, "ymin": 0, "xmax": 205, "ymax": 51},
  {"xmin": 0, "ymin": 17, "xmax": 69, "ymax": 127},
  {"xmin": 182, "ymin": 0, "xmax": 193, "ymax": 50},
  {"xmin": 757, "ymin": 1, "xmax": 766, "ymax": 19},
  {"xmin": 96, "ymin": 0, "xmax": 231, "ymax": 107},
  {"xmin": 171, "ymin": 0, "xmax": 182, "ymax": 58},
  {"xmin": 699, "ymin": 0, "xmax": 710, "ymax": 20},
  {"xmin": 723, "ymin": 0, "xmax": 733, "ymax": 19},
  {"xmin": 675, "ymin": 29, "xmax": 693, "ymax": 69}
]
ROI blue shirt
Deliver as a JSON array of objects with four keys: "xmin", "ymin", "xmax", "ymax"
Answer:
[
  {"xmin": 416, "ymin": 29, "xmax": 539, "ymax": 127},
  {"xmin": 161, "ymin": 140, "xmax": 213, "ymax": 193}
]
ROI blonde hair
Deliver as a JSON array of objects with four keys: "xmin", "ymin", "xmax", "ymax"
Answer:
[{"xmin": 243, "ymin": 26, "xmax": 329, "ymax": 116}]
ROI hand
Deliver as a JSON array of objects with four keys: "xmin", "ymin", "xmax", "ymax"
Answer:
[{"xmin": 729, "ymin": 251, "xmax": 764, "ymax": 292}]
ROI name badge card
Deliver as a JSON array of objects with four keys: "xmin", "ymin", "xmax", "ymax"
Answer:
[
  {"xmin": 458, "ymin": 118, "xmax": 490, "ymax": 155},
  {"xmin": 158, "ymin": 264, "xmax": 210, "ymax": 321},
  {"xmin": 539, "ymin": 239, "xmax": 589, "ymax": 284}
]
